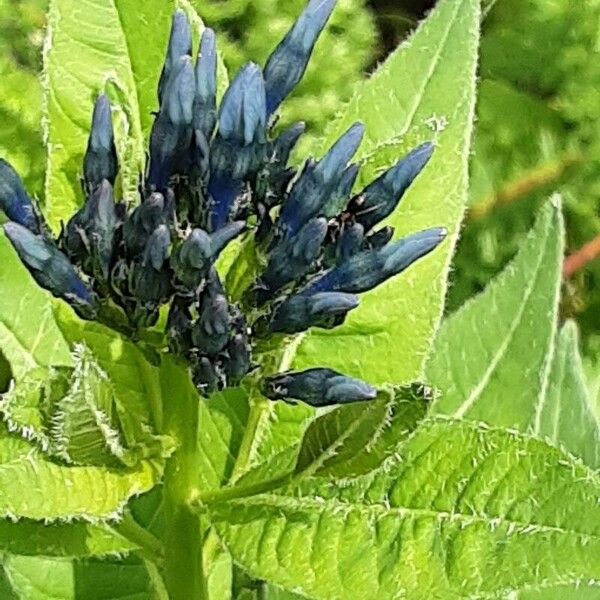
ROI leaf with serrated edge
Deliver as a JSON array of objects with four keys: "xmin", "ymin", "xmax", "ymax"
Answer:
[
  {"xmin": 426, "ymin": 199, "xmax": 600, "ymax": 468},
  {"xmin": 0, "ymin": 424, "xmax": 160, "ymax": 521},
  {"xmin": 209, "ymin": 418, "xmax": 600, "ymax": 600},
  {"xmin": 291, "ymin": 0, "xmax": 480, "ymax": 385},
  {"xmin": 0, "ymin": 519, "xmax": 136, "ymax": 558},
  {"xmin": 295, "ymin": 385, "xmax": 430, "ymax": 480}
]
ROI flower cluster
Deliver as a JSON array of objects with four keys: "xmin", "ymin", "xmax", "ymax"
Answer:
[{"xmin": 0, "ymin": 0, "xmax": 445, "ymax": 405}]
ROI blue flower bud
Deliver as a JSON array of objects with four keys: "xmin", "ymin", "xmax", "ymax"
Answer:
[
  {"xmin": 264, "ymin": 0, "xmax": 336, "ymax": 116},
  {"xmin": 148, "ymin": 56, "xmax": 195, "ymax": 190},
  {"xmin": 350, "ymin": 142, "xmax": 434, "ymax": 232},
  {"xmin": 322, "ymin": 163, "xmax": 359, "ymax": 218},
  {"xmin": 192, "ymin": 292, "xmax": 231, "ymax": 356},
  {"xmin": 365, "ymin": 226, "xmax": 394, "ymax": 249},
  {"xmin": 218, "ymin": 63, "xmax": 267, "ymax": 146},
  {"xmin": 278, "ymin": 123, "xmax": 364, "ymax": 236},
  {"xmin": 83, "ymin": 95, "xmax": 118, "ymax": 191},
  {"xmin": 194, "ymin": 356, "xmax": 221, "ymax": 393},
  {"xmin": 260, "ymin": 217, "xmax": 328, "ymax": 297},
  {"xmin": 336, "ymin": 222, "xmax": 364, "ymax": 263},
  {"xmin": 269, "ymin": 291, "xmax": 358, "ymax": 334},
  {"xmin": 132, "ymin": 225, "xmax": 172, "ymax": 304},
  {"xmin": 65, "ymin": 180, "xmax": 117, "ymax": 279},
  {"xmin": 123, "ymin": 192, "xmax": 168, "ymax": 258},
  {"xmin": 263, "ymin": 368, "xmax": 377, "ymax": 407},
  {"xmin": 304, "ymin": 227, "xmax": 447, "ymax": 295},
  {"xmin": 173, "ymin": 221, "xmax": 244, "ymax": 289},
  {"xmin": 4, "ymin": 222, "xmax": 95, "ymax": 317},
  {"xmin": 194, "ymin": 28, "xmax": 218, "ymax": 138},
  {"xmin": 0, "ymin": 159, "xmax": 40, "ymax": 232},
  {"xmin": 224, "ymin": 333, "xmax": 251, "ymax": 384},
  {"xmin": 208, "ymin": 63, "xmax": 267, "ymax": 230},
  {"xmin": 273, "ymin": 122, "xmax": 305, "ymax": 164},
  {"xmin": 158, "ymin": 9, "xmax": 192, "ymax": 103}
]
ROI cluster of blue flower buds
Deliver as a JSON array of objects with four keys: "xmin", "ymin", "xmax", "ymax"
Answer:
[{"xmin": 0, "ymin": 0, "xmax": 445, "ymax": 406}]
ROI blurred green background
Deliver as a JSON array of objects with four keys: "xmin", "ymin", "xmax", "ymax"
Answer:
[{"xmin": 1, "ymin": 0, "xmax": 600, "ymax": 347}]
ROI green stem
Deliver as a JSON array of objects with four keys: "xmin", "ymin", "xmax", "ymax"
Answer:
[
  {"xmin": 111, "ymin": 511, "xmax": 164, "ymax": 565},
  {"xmin": 160, "ymin": 357, "xmax": 205, "ymax": 600}
]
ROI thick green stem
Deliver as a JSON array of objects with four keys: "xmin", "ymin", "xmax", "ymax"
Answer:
[{"xmin": 160, "ymin": 357, "xmax": 205, "ymax": 600}]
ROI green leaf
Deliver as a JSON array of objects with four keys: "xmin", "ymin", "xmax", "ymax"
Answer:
[
  {"xmin": 1, "ymin": 555, "xmax": 168, "ymax": 599},
  {"xmin": 541, "ymin": 320, "xmax": 600, "ymax": 468},
  {"xmin": 295, "ymin": 385, "xmax": 430, "ymax": 479},
  {"xmin": 292, "ymin": 0, "xmax": 481, "ymax": 385},
  {"xmin": 0, "ymin": 519, "xmax": 137, "ymax": 558},
  {"xmin": 426, "ymin": 200, "xmax": 600, "ymax": 468},
  {"xmin": 209, "ymin": 418, "xmax": 600, "ymax": 600},
  {"xmin": 54, "ymin": 304, "xmax": 164, "ymax": 449},
  {"xmin": 42, "ymin": 0, "xmax": 227, "ymax": 230},
  {"xmin": 0, "ymin": 425, "xmax": 161, "ymax": 521},
  {"xmin": 0, "ymin": 234, "xmax": 72, "ymax": 381}
]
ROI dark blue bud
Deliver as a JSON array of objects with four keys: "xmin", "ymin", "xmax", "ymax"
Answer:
[
  {"xmin": 260, "ymin": 217, "xmax": 327, "ymax": 296},
  {"xmin": 194, "ymin": 356, "xmax": 221, "ymax": 394},
  {"xmin": 83, "ymin": 95, "xmax": 118, "ymax": 191},
  {"xmin": 0, "ymin": 159, "xmax": 40, "ymax": 232},
  {"xmin": 132, "ymin": 225, "xmax": 172, "ymax": 304},
  {"xmin": 208, "ymin": 63, "xmax": 267, "ymax": 231},
  {"xmin": 303, "ymin": 227, "xmax": 447, "ymax": 295},
  {"xmin": 263, "ymin": 368, "xmax": 377, "ymax": 407},
  {"xmin": 144, "ymin": 225, "xmax": 171, "ymax": 271},
  {"xmin": 350, "ymin": 142, "xmax": 434, "ymax": 232},
  {"xmin": 336, "ymin": 222, "xmax": 364, "ymax": 263},
  {"xmin": 167, "ymin": 299, "xmax": 193, "ymax": 355},
  {"xmin": 218, "ymin": 63, "xmax": 266, "ymax": 146},
  {"xmin": 269, "ymin": 291, "xmax": 358, "ymax": 334},
  {"xmin": 365, "ymin": 226, "xmax": 394, "ymax": 249},
  {"xmin": 224, "ymin": 333, "xmax": 251, "ymax": 384},
  {"xmin": 148, "ymin": 57, "xmax": 195, "ymax": 190},
  {"xmin": 322, "ymin": 163, "xmax": 359, "ymax": 218},
  {"xmin": 194, "ymin": 28, "xmax": 218, "ymax": 138},
  {"xmin": 264, "ymin": 0, "xmax": 336, "ymax": 115},
  {"xmin": 4, "ymin": 222, "xmax": 95, "ymax": 317},
  {"xmin": 278, "ymin": 123, "xmax": 364, "ymax": 236},
  {"xmin": 192, "ymin": 293, "xmax": 231, "ymax": 356},
  {"xmin": 158, "ymin": 9, "xmax": 193, "ymax": 103},
  {"xmin": 273, "ymin": 122, "xmax": 305, "ymax": 164},
  {"xmin": 76, "ymin": 179, "xmax": 117, "ymax": 279},
  {"xmin": 173, "ymin": 222, "xmax": 244, "ymax": 289},
  {"xmin": 123, "ymin": 192, "xmax": 167, "ymax": 258},
  {"xmin": 318, "ymin": 123, "xmax": 364, "ymax": 183}
]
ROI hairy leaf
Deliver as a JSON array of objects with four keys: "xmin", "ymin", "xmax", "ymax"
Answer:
[
  {"xmin": 209, "ymin": 418, "xmax": 600, "ymax": 600},
  {"xmin": 426, "ymin": 200, "xmax": 600, "ymax": 468},
  {"xmin": 292, "ymin": 0, "xmax": 481, "ymax": 385},
  {"xmin": 0, "ymin": 425, "xmax": 160, "ymax": 520}
]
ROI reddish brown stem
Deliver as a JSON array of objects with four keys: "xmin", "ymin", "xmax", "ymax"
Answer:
[{"xmin": 564, "ymin": 235, "xmax": 600, "ymax": 278}]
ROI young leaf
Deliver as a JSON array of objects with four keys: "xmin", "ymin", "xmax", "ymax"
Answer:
[
  {"xmin": 0, "ymin": 519, "xmax": 137, "ymax": 558},
  {"xmin": 0, "ymin": 425, "xmax": 161, "ymax": 520},
  {"xmin": 426, "ymin": 200, "xmax": 600, "ymax": 468},
  {"xmin": 42, "ymin": 0, "xmax": 227, "ymax": 230},
  {"xmin": 292, "ymin": 0, "xmax": 481, "ymax": 385},
  {"xmin": 295, "ymin": 385, "xmax": 430, "ymax": 479},
  {"xmin": 0, "ymin": 234, "xmax": 72, "ymax": 380},
  {"xmin": 209, "ymin": 418, "xmax": 600, "ymax": 600}
]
